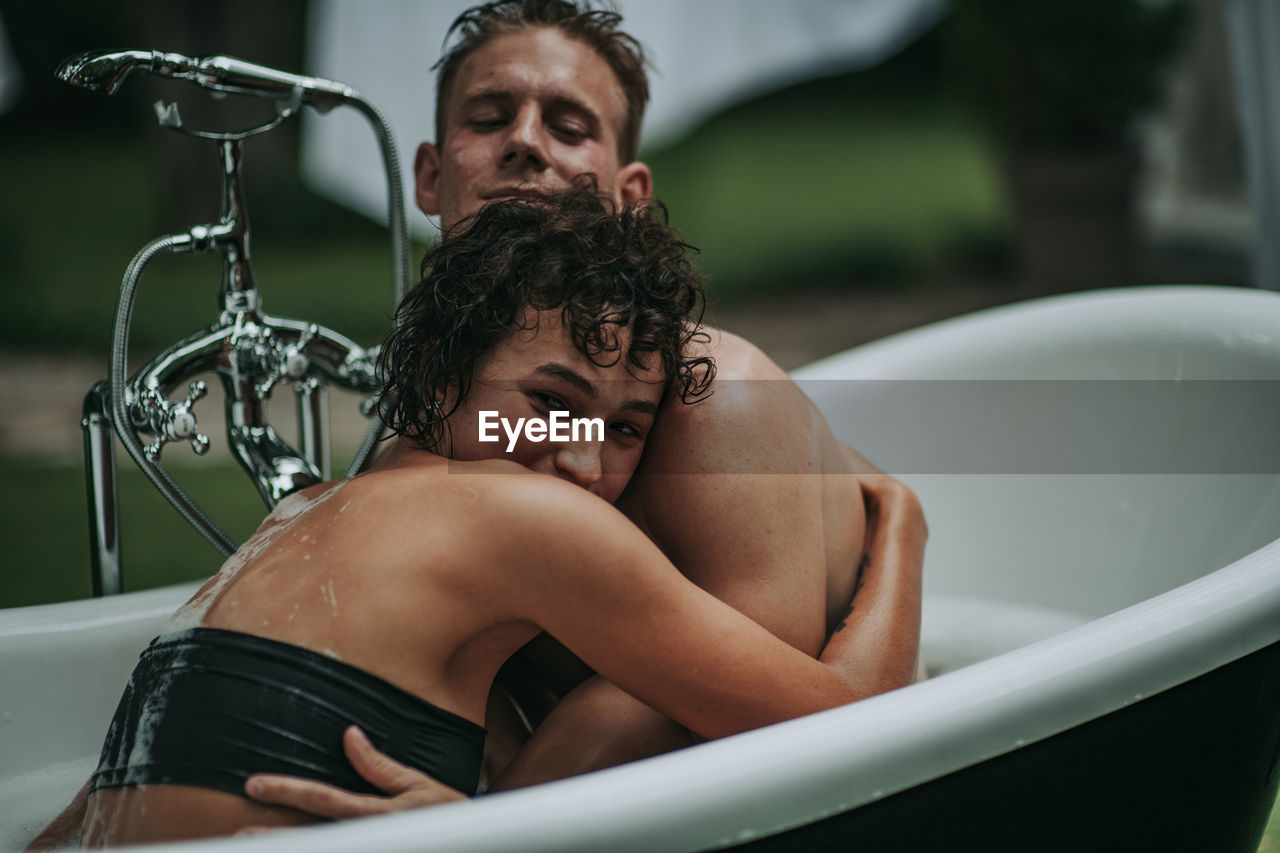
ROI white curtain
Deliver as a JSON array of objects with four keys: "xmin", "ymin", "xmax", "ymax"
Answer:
[{"xmin": 301, "ymin": 0, "xmax": 944, "ymax": 237}]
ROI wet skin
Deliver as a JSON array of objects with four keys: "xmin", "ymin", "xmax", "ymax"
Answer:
[
  {"xmin": 77, "ymin": 310, "xmax": 912, "ymax": 846},
  {"xmin": 80, "ymin": 315, "xmax": 667, "ymax": 845},
  {"xmin": 407, "ymin": 27, "xmax": 915, "ymax": 788},
  {"xmin": 29, "ymin": 23, "xmax": 924, "ymax": 850}
]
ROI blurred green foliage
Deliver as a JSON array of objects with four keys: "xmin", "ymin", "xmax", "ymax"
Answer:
[
  {"xmin": 0, "ymin": 6, "xmax": 1011, "ymax": 612},
  {"xmin": 646, "ymin": 104, "xmax": 1005, "ymax": 296},
  {"xmin": 0, "ymin": 12, "xmax": 1011, "ymax": 610},
  {"xmin": 0, "ymin": 22, "xmax": 1007, "ymax": 356},
  {"xmin": 0, "ymin": 456, "xmax": 266, "ymax": 608},
  {"xmin": 0, "ymin": 129, "xmax": 408, "ymax": 354},
  {"xmin": 0, "ymin": 108, "xmax": 1004, "ymax": 356}
]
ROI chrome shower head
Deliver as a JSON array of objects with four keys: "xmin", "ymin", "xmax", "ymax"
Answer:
[{"xmin": 55, "ymin": 49, "xmax": 155, "ymax": 95}]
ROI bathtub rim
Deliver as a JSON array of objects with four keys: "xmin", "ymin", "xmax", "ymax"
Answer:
[
  {"xmin": 6, "ymin": 283, "xmax": 1280, "ymax": 851},
  {"xmin": 792, "ymin": 283, "xmax": 1280, "ymax": 382},
  {"xmin": 5, "ymin": 528, "xmax": 1276, "ymax": 853}
]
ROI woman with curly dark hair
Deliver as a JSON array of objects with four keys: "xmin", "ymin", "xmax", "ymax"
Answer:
[{"xmin": 67, "ymin": 191, "xmax": 890, "ymax": 847}]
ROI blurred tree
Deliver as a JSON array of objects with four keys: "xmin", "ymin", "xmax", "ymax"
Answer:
[{"xmin": 945, "ymin": 0, "xmax": 1188, "ymax": 292}]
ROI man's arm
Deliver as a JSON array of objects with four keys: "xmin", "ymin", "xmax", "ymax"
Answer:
[{"xmin": 491, "ymin": 674, "xmax": 693, "ymax": 789}]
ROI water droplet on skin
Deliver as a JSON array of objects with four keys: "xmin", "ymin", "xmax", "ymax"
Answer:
[{"xmin": 161, "ymin": 482, "xmax": 346, "ymax": 634}]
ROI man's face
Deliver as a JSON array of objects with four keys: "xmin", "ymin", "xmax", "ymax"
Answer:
[{"xmin": 416, "ymin": 27, "xmax": 652, "ymax": 231}]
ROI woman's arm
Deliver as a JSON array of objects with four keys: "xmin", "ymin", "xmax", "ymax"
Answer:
[
  {"xmin": 818, "ymin": 468, "xmax": 926, "ymax": 691},
  {"xmin": 246, "ymin": 471, "xmax": 926, "ymax": 813},
  {"xmin": 490, "ymin": 468, "xmax": 925, "ymax": 790},
  {"xmin": 483, "ymin": 477, "xmax": 893, "ymax": 739}
]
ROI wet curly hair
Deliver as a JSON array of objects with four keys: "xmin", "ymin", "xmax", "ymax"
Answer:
[{"xmin": 378, "ymin": 186, "xmax": 713, "ymax": 451}]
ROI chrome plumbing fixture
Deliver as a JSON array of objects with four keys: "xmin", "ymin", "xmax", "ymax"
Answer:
[
  {"xmin": 65, "ymin": 48, "xmax": 412, "ymax": 595},
  {"xmin": 58, "ymin": 49, "xmax": 359, "ymax": 109}
]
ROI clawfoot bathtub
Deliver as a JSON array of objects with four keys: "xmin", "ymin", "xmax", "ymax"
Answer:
[{"xmin": 2, "ymin": 285, "xmax": 1277, "ymax": 852}]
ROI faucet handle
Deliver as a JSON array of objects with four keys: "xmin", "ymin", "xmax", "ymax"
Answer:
[
  {"xmin": 255, "ymin": 325, "xmax": 317, "ymax": 398},
  {"xmin": 141, "ymin": 381, "xmax": 211, "ymax": 462}
]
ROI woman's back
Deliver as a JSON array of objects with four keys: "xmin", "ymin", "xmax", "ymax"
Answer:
[
  {"xmin": 194, "ymin": 462, "xmax": 537, "ymax": 717},
  {"xmin": 83, "ymin": 455, "xmax": 548, "ymax": 845}
]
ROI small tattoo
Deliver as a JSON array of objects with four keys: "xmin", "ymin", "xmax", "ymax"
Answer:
[{"xmin": 848, "ymin": 557, "xmax": 869, "ymax": 610}]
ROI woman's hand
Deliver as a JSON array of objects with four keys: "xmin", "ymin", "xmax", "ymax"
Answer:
[
  {"xmin": 839, "ymin": 439, "xmax": 928, "ymax": 553},
  {"xmin": 244, "ymin": 726, "xmax": 465, "ymax": 819},
  {"xmin": 818, "ymin": 444, "xmax": 927, "ymax": 691},
  {"xmin": 860, "ymin": 473, "xmax": 928, "ymax": 551}
]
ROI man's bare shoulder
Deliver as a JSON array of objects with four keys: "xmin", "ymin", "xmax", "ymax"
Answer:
[
  {"xmin": 689, "ymin": 328, "xmax": 788, "ymax": 381},
  {"xmin": 647, "ymin": 328, "xmax": 815, "ymax": 471},
  {"xmin": 623, "ymin": 328, "xmax": 836, "ymax": 644}
]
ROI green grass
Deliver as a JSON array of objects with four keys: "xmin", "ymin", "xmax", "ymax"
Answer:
[
  {"xmin": 0, "ymin": 455, "xmax": 267, "ymax": 608},
  {"xmin": 1, "ymin": 99, "xmax": 1007, "ymax": 357},
  {"xmin": 0, "ymin": 134, "xmax": 410, "ymax": 356},
  {"xmin": 645, "ymin": 105, "xmax": 1007, "ymax": 295}
]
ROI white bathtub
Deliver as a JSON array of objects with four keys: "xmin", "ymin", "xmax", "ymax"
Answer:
[{"xmin": 2, "ymin": 285, "xmax": 1278, "ymax": 852}]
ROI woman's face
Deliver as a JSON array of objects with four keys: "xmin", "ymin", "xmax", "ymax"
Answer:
[{"xmin": 445, "ymin": 310, "xmax": 665, "ymax": 503}]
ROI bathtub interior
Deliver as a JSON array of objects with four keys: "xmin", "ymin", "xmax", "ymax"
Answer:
[
  {"xmin": 0, "ymin": 589, "xmax": 1082, "ymax": 849},
  {"xmin": 3, "ymin": 286, "xmax": 1279, "ymax": 849},
  {"xmin": 0, "ymin": 583, "xmax": 204, "ymax": 848},
  {"xmin": 797, "ymin": 287, "xmax": 1280, "ymax": 621}
]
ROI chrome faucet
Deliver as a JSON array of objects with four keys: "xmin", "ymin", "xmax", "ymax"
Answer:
[
  {"xmin": 57, "ymin": 48, "xmax": 359, "ymax": 110},
  {"xmin": 65, "ymin": 49, "xmax": 410, "ymax": 594}
]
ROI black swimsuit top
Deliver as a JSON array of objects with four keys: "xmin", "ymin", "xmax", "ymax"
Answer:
[{"xmin": 91, "ymin": 628, "xmax": 486, "ymax": 797}]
